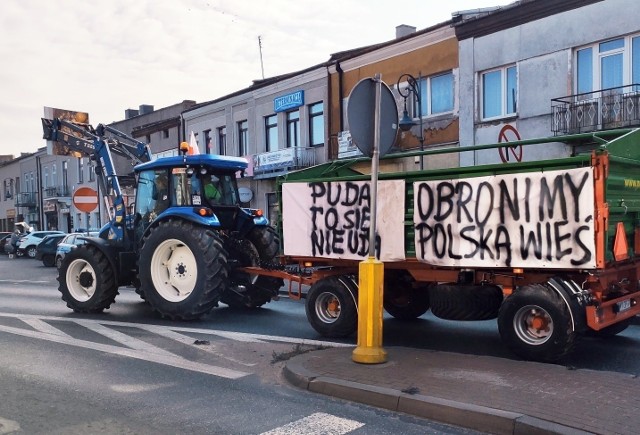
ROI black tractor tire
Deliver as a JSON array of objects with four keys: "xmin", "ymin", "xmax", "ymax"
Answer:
[
  {"xmin": 42, "ymin": 254, "xmax": 55, "ymax": 268},
  {"xmin": 430, "ymin": 284, "xmax": 503, "ymax": 321},
  {"xmin": 305, "ymin": 276, "xmax": 358, "ymax": 338},
  {"xmin": 138, "ymin": 219, "xmax": 228, "ymax": 320},
  {"xmin": 383, "ymin": 270, "xmax": 431, "ymax": 320},
  {"xmin": 498, "ymin": 284, "xmax": 576, "ymax": 362},
  {"xmin": 57, "ymin": 244, "xmax": 119, "ymax": 313},
  {"xmin": 222, "ymin": 226, "xmax": 284, "ymax": 309}
]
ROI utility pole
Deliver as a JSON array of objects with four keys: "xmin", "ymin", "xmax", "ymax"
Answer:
[{"xmin": 258, "ymin": 36, "xmax": 265, "ymax": 79}]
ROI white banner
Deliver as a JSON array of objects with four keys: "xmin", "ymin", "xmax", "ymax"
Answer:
[
  {"xmin": 282, "ymin": 180, "xmax": 406, "ymax": 261},
  {"xmin": 413, "ymin": 167, "xmax": 596, "ymax": 269}
]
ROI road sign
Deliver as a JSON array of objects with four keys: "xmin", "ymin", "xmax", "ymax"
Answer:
[
  {"xmin": 498, "ymin": 124, "xmax": 523, "ymax": 163},
  {"xmin": 346, "ymin": 77, "xmax": 398, "ymax": 158},
  {"xmin": 72, "ymin": 187, "xmax": 99, "ymax": 213}
]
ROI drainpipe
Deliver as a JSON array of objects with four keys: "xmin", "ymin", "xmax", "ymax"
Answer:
[
  {"xmin": 336, "ymin": 61, "xmax": 344, "ymax": 132},
  {"xmin": 36, "ymin": 154, "xmax": 44, "ymax": 230}
]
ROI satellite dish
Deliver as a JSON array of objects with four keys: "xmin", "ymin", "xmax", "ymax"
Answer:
[
  {"xmin": 238, "ymin": 187, "xmax": 253, "ymax": 203},
  {"xmin": 346, "ymin": 78, "xmax": 399, "ymax": 158}
]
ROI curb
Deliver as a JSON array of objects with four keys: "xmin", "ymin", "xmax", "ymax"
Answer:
[{"xmin": 283, "ymin": 358, "xmax": 592, "ymax": 435}]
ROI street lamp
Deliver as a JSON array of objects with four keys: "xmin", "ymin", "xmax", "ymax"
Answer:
[{"xmin": 396, "ymin": 73, "xmax": 425, "ymax": 170}]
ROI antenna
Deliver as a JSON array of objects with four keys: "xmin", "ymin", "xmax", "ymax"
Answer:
[{"xmin": 258, "ymin": 35, "xmax": 265, "ymax": 79}]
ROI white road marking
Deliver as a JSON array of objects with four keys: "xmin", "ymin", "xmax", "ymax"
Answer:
[
  {"xmin": 0, "ymin": 312, "xmax": 353, "ymax": 379},
  {"xmin": 75, "ymin": 319, "xmax": 176, "ymax": 358},
  {"xmin": 21, "ymin": 317, "xmax": 71, "ymax": 338},
  {"xmin": 260, "ymin": 412, "xmax": 364, "ymax": 435},
  {"xmin": 0, "ymin": 417, "xmax": 21, "ymax": 434},
  {"xmin": 0, "ymin": 312, "xmax": 353, "ymax": 348},
  {"xmin": 0, "ymin": 323, "xmax": 250, "ymax": 379}
]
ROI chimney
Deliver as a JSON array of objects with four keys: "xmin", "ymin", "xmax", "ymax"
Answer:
[
  {"xmin": 139, "ymin": 104, "xmax": 154, "ymax": 115},
  {"xmin": 125, "ymin": 109, "xmax": 139, "ymax": 119},
  {"xmin": 396, "ymin": 24, "xmax": 416, "ymax": 39}
]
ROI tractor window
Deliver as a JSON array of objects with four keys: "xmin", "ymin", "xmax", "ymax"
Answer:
[
  {"xmin": 201, "ymin": 173, "xmax": 239, "ymax": 207},
  {"xmin": 135, "ymin": 169, "xmax": 170, "ymax": 221}
]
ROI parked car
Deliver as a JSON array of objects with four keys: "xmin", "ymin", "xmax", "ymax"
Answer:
[
  {"xmin": 55, "ymin": 232, "xmax": 99, "ymax": 268},
  {"xmin": 17, "ymin": 230, "xmax": 64, "ymax": 258},
  {"xmin": 0, "ymin": 232, "xmax": 11, "ymax": 254},
  {"xmin": 35, "ymin": 233, "xmax": 67, "ymax": 267}
]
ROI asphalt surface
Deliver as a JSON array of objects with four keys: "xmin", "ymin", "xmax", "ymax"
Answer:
[{"xmin": 284, "ymin": 345, "xmax": 639, "ymax": 435}]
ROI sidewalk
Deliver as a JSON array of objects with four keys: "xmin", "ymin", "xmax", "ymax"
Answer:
[{"xmin": 284, "ymin": 346, "xmax": 639, "ymax": 435}]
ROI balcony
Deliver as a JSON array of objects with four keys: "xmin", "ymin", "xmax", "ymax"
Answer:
[
  {"xmin": 43, "ymin": 185, "xmax": 71, "ymax": 199},
  {"xmin": 15, "ymin": 192, "xmax": 38, "ymax": 208},
  {"xmin": 551, "ymin": 84, "xmax": 640, "ymax": 135},
  {"xmin": 253, "ymin": 147, "xmax": 318, "ymax": 179}
]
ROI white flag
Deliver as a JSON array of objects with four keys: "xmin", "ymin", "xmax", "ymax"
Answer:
[{"xmin": 188, "ymin": 131, "xmax": 200, "ymax": 155}]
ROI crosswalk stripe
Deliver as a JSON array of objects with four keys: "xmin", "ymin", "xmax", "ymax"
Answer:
[
  {"xmin": 0, "ymin": 324, "xmax": 250, "ymax": 379},
  {"xmin": 260, "ymin": 412, "xmax": 364, "ymax": 435},
  {"xmin": 75, "ymin": 319, "xmax": 176, "ymax": 358},
  {"xmin": 21, "ymin": 318, "xmax": 71, "ymax": 338}
]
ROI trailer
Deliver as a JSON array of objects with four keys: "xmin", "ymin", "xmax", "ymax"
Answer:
[{"xmin": 255, "ymin": 128, "xmax": 640, "ymax": 362}]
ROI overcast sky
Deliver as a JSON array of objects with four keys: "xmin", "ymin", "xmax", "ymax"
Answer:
[{"xmin": 0, "ymin": 0, "xmax": 514, "ymax": 156}]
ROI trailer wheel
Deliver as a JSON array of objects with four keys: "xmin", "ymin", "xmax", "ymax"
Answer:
[
  {"xmin": 498, "ymin": 284, "xmax": 576, "ymax": 362},
  {"xmin": 222, "ymin": 226, "xmax": 283, "ymax": 309},
  {"xmin": 138, "ymin": 219, "xmax": 228, "ymax": 320},
  {"xmin": 58, "ymin": 245, "xmax": 118, "ymax": 313},
  {"xmin": 305, "ymin": 276, "xmax": 358, "ymax": 337},
  {"xmin": 430, "ymin": 284, "xmax": 503, "ymax": 320},
  {"xmin": 383, "ymin": 270, "xmax": 430, "ymax": 320}
]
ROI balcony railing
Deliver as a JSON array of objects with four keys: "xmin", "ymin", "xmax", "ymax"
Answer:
[
  {"xmin": 15, "ymin": 192, "xmax": 38, "ymax": 208},
  {"xmin": 253, "ymin": 147, "xmax": 318, "ymax": 178},
  {"xmin": 551, "ymin": 84, "xmax": 640, "ymax": 135},
  {"xmin": 43, "ymin": 185, "xmax": 70, "ymax": 199}
]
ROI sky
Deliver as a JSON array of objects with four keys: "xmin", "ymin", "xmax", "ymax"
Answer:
[{"xmin": 0, "ymin": 0, "xmax": 515, "ymax": 156}]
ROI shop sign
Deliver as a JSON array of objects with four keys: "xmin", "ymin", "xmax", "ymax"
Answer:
[{"xmin": 274, "ymin": 90, "xmax": 304, "ymax": 112}]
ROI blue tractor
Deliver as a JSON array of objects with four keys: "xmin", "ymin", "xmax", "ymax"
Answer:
[{"xmin": 42, "ymin": 117, "xmax": 282, "ymax": 320}]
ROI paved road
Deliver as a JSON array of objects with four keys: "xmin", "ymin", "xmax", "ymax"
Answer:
[
  {"xmin": 0, "ymin": 256, "xmax": 482, "ymax": 434},
  {"xmin": 2, "ymin": 254, "xmax": 640, "ymax": 376}
]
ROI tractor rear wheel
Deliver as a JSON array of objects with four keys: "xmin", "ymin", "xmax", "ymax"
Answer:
[
  {"xmin": 223, "ymin": 226, "xmax": 283, "ymax": 309},
  {"xmin": 58, "ymin": 245, "xmax": 118, "ymax": 313},
  {"xmin": 138, "ymin": 219, "xmax": 228, "ymax": 320}
]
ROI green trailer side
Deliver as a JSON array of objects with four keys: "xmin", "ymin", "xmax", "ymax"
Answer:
[{"xmin": 273, "ymin": 129, "xmax": 640, "ymax": 362}]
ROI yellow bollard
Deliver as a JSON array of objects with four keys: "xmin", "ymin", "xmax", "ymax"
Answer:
[{"xmin": 352, "ymin": 256, "xmax": 387, "ymax": 364}]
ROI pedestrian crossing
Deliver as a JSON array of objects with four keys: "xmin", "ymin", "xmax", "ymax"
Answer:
[
  {"xmin": 260, "ymin": 413, "xmax": 364, "ymax": 435},
  {"xmin": 0, "ymin": 312, "xmax": 366, "ymax": 434},
  {"xmin": 0, "ymin": 312, "xmax": 350, "ymax": 379}
]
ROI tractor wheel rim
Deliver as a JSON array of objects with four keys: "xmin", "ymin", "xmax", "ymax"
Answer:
[
  {"xmin": 66, "ymin": 258, "xmax": 96, "ymax": 302},
  {"xmin": 150, "ymin": 238, "xmax": 197, "ymax": 302}
]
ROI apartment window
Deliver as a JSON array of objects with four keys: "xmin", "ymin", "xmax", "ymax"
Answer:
[
  {"xmin": 286, "ymin": 110, "xmax": 300, "ymax": 148},
  {"xmin": 576, "ymin": 35, "xmax": 640, "ymax": 93},
  {"xmin": 265, "ymin": 115, "xmax": 278, "ymax": 152},
  {"xmin": 145, "ymin": 134, "xmax": 151, "ymax": 143},
  {"xmin": 309, "ymin": 103, "xmax": 324, "ymax": 146},
  {"xmin": 62, "ymin": 161, "xmax": 68, "ymax": 189},
  {"xmin": 52, "ymin": 164, "xmax": 56, "ymax": 187},
  {"xmin": 204, "ymin": 129, "xmax": 212, "ymax": 154},
  {"xmin": 44, "ymin": 167, "xmax": 49, "ymax": 189},
  {"xmin": 217, "ymin": 126, "xmax": 227, "ymax": 155},
  {"xmin": 89, "ymin": 164, "xmax": 95, "ymax": 182},
  {"xmin": 163, "ymin": 129, "xmax": 169, "ymax": 139},
  {"xmin": 237, "ymin": 120, "xmax": 248, "ymax": 156},
  {"xmin": 481, "ymin": 65, "xmax": 517, "ymax": 120},
  {"xmin": 412, "ymin": 72, "xmax": 454, "ymax": 117},
  {"xmin": 77, "ymin": 158, "xmax": 84, "ymax": 183}
]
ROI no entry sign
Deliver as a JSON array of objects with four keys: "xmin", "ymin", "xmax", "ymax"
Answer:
[{"xmin": 72, "ymin": 186, "xmax": 99, "ymax": 213}]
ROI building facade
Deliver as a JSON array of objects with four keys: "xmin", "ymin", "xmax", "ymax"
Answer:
[
  {"xmin": 182, "ymin": 65, "xmax": 328, "ymax": 222},
  {"xmin": 455, "ymin": 0, "xmax": 640, "ymax": 166}
]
